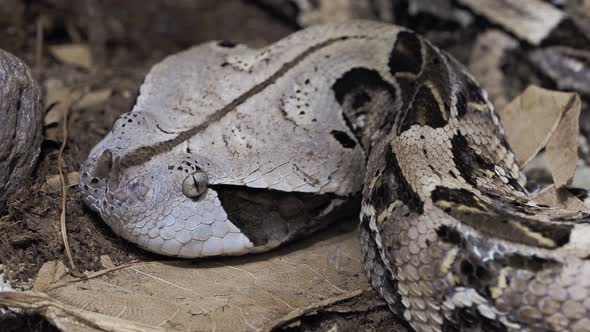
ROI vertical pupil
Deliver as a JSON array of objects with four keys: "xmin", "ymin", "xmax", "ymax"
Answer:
[{"xmin": 192, "ymin": 175, "xmax": 199, "ymax": 192}]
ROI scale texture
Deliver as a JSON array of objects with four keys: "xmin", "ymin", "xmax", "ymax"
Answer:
[{"xmin": 80, "ymin": 21, "xmax": 590, "ymax": 332}]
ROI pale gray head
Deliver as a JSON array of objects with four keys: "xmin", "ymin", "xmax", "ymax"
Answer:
[
  {"xmin": 79, "ymin": 120, "xmax": 353, "ymax": 258},
  {"xmin": 78, "ymin": 23, "xmax": 383, "ymax": 258},
  {"xmin": 78, "ymin": 112, "xmax": 257, "ymax": 257}
]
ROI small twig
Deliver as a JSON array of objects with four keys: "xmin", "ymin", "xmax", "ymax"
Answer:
[
  {"xmin": 44, "ymin": 261, "xmax": 142, "ymax": 293},
  {"xmin": 262, "ymin": 288, "xmax": 373, "ymax": 332},
  {"xmin": 57, "ymin": 94, "xmax": 82, "ymax": 277}
]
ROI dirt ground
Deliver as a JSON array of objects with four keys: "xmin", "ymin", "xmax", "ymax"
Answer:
[{"xmin": 0, "ymin": 1, "xmax": 589, "ymax": 331}]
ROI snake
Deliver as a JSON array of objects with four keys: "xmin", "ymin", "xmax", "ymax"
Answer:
[{"xmin": 79, "ymin": 21, "xmax": 590, "ymax": 332}]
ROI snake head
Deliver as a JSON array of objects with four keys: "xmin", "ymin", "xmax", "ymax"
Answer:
[
  {"xmin": 79, "ymin": 112, "xmax": 356, "ymax": 258},
  {"xmin": 79, "ymin": 35, "xmax": 365, "ymax": 258},
  {"xmin": 79, "ymin": 140, "xmax": 262, "ymax": 257},
  {"xmin": 79, "ymin": 125, "xmax": 268, "ymax": 258}
]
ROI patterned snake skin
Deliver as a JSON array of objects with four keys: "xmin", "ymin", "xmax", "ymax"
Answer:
[{"xmin": 79, "ymin": 22, "xmax": 590, "ymax": 331}]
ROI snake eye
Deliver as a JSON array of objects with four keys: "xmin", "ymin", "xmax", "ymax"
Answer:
[{"xmin": 182, "ymin": 170, "xmax": 209, "ymax": 198}]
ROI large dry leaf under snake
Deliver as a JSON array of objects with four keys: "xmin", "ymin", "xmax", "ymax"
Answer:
[{"xmin": 1, "ymin": 227, "xmax": 375, "ymax": 332}]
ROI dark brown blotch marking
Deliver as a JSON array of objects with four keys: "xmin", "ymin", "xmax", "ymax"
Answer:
[
  {"xmin": 435, "ymin": 224, "xmax": 463, "ymax": 245},
  {"xmin": 431, "ymin": 187, "xmax": 484, "ymax": 211},
  {"xmin": 454, "ymin": 86, "xmax": 487, "ymax": 119},
  {"xmin": 420, "ymin": 43, "xmax": 452, "ymax": 104},
  {"xmin": 399, "ymin": 84, "xmax": 448, "ymax": 132},
  {"xmin": 332, "ymin": 67, "xmax": 396, "ymax": 105},
  {"xmin": 330, "ymin": 130, "xmax": 357, "ymax": 149},
  {"xmin": 450, "ymin": 60, "xmax": 489, "ymax": 118},
  {"xmin": 450, "ymin": 133, "xmax": 496, "ymax": 187},
  {"xmin": 331, "ymin": 67, "xmax": 398, "ymax": 144},
  {"xmin": 455, "ymin": 92, "xmax": 468, "ymax": 117},
  {"xmin": 217, "ymin": 40, "xmax": 237, "ymax": 48},
  {"xmin": 370, "ymin": 148, "xmax": 423, "ymax": 213},
  {"xmin": 388, "ymin": 31, "xmax": 423, "ymax": 75},
  {"xmin": 352, "ymin": 91, "xmax": 371, "ymax": 109},
  {"xmin": 461, "ymin": 75, "xmax": 487, "ymax": 104},
  {"xmin": 394, "ymin": 76, "xmax": 418, "ymax": 111},
  {"xmin": 432, "ymin": 186, "xmax": 573, "ymax": 249}
]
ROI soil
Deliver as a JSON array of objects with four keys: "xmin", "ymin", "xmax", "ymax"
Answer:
[
  {"xmin": 0, "ymin": 1, "xmax": 587, "ymax": 331},
  {"xmin": 0, "ymin": 312, "xmax": 60, "ymax": 332}
]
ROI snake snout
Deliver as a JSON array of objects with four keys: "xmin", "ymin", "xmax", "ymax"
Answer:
[
  {"xmin": 92, "ymin": 149, "xmax": 113, "ymax": 179},
  {"xmin": 87, "ymin": 149, "xmax": 122, "ymax": 188}
]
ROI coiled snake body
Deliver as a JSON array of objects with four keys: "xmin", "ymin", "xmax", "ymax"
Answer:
[{"xmin": 80, "ymin": 22, "xmax": 590, "ymax": 331}]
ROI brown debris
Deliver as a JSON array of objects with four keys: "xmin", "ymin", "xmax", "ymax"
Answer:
[
  {"xmin": 41, "ymin": 172, "xmax": 79, "ymax": 193},
  {"xmin": 49, "ymin": 44, "xmax": 93, "ymax": 70},
  {"xmin": 499, "ymin": 86, "xmax": 581, "ymax": 188},
  {"xmin": 532, "ymin": 185, "xmax": 590, "ymax": 212}
]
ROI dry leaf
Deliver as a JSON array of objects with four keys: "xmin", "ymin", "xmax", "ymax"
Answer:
[
  {"xmin": 73, "ymin": 88, "xmax": 112, "ymax": 111},
  {"xmin": 457, "ymin": 0, "xmax": 563, "ymax": 45},
  {"xmin": 99, "ymin": 256, "xmax": 116, "ymax": 269},
  {"xmin": 44, "ymin": 79, "xmax": 72, "ymax": 126},
  {"xmin": 499, "ymin": 86, "xmax": 581, "ymax": 187},
  {"xmin": 1, "ymin": 228, "xmax": 367, "ymax": 332},
  {"xmin": 44, "ymin": 80, "xmax": 108, "ymax": 128},
  {"xmin": 545, "ymin": 96, "xmax": 581, "ymax": 187},
  {"xmin": 44, "ymin": 79, "xmax": 70, "ymax": 108},
  {"xmin": 0, "ymin": 292, "xmax": 163, "ymax": 332},
  {"xmin": 49, "ymin": 44, "xmax": 92, "ymax": 70},
  {"xmin": 41, "ymin": 172, "xmax": 79, "ymax": 193},
  {"xmin": 532, "ymin": 185, "xmax": 590, "ymax": 212},
  {"xmin": 33, "ymin": 261, "xmax": 68, "ymax": 292}
]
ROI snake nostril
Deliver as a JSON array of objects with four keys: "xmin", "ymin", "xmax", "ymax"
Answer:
[
  {"xmin": 92, "ymin": 149, "xmax": 113, "ymax": 180},
  {"xmin": 88, "ymin": 149, "xmax": 122, "ymax": 188}
]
